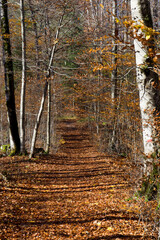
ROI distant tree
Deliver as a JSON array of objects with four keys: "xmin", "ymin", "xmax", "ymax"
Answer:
[{"xmin": 110, "ymin": 0, "xmax": 118, "ymax": 149}]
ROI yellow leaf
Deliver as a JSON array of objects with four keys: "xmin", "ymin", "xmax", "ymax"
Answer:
[
  {"xmin": 146, "ymin": 35, "xmax": 151, "ymax": 40},
  {"xmin": 97, "ymin": 221, "xmax": 101, "ymax": 226},
  {"xmin": 100, "ymin": 3, "xmax": 104, "ymax": 9},
  {"xmin": 115, "ymin": 18, "xmax": 120, "ymax": 23},
  {"xmin": 53, "ymin": 39, "xmax": 58, "ymax": 44},
  {"xmin": 59, "ymin": 139, "xmax": 65, "ymax": 144},
  {"xmin": 93, "ymin": 220, "xmax": 101, "ymax": 226},
  {"xmin": 107, "ymin": 227, "xmax": 114, "ymax": 231}
]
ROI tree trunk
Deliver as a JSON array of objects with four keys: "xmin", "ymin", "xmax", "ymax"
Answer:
[
  {"xmin": 20, "ymin": 0, "xmax": 27, "ymax": 153},
  {"xmin": 29, "ymin": 81, "xmax": 48, "ymax": 158},
  {"xmin": 45, "ymin": 14, "xmax": 64, "ymax": 154},
  {"xmin": 111, "ymin": 0, "xmax": 118, "ymax": 102},
  {"xmin": 29, "ymin": 14, "xmax": 64, "ymax": 158},
  {"xmin": 0, "ymin": 0, "xmax": 20, "ymax": 153},
  {"xmin": 131, "ymin": 0, "xmax": 160, "ymax": 158},
  {"xmin": 111, "ymin": 0, "xmax": 118, "ymax": 149},
  {"xmin": 153, "ymin": 0, "xmax": 159, "ymax": 31},
  {"xmin": 45, "ymin": 79, "xmax": 51, "ymax": 153},
  {"xmin": 28, "ymin": 0, "xmax": 40, "ymax": 80}
]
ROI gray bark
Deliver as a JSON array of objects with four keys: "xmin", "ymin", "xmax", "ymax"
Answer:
[
  {"xmin": 111, "ymin": 0, "xmax": 118, "ymax": 149},
  {"xmin": 28, "ymin": 0, "xmax": 40, "ymax": 80},
  {"xmin": 20, "ymin": 0, "xmax": 27, "ymax": 153},
  {"xmin": 46, "ymin": 80, "xmax": 51, "ymax": 153},
  {"xmin": 0, "ymin": 0, "xmax": 20, "ymax": 153},
  {"xmin": 111, "ymin": 0, "xmax": 118, "ymax": 101},
  {"xmin": 29, "ymin": 14, "xmax": 64, "ymax": 158},
  {"xmin": 131, "ymin": 0, "xmax": 160, "ymax": 158},
  {"xmin": 29, "ymin": 80, "xmax": 48, "ymax": 158}
]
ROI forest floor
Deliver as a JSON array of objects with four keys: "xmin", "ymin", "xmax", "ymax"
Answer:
[{"xmin": 0, "ymin": 119, "xmax": 159, "ymax": 239}]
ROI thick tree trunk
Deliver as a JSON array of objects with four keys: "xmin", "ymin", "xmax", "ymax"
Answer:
[
  {"xmin": 0, "ymin": 0, "xmax": 20, "ymax": 153},
  {"xmin": 20, "ymin": 0, "xmax": 26, "ymax": 153},
  {"xmin": 131, "ymin": 0, "xmax": 160, "ymax": 158}
]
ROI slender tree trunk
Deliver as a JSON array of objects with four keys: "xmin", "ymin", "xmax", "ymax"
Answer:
[
  {"xmin": 0, "ymin": 0, "xmax": 20, "ymax": 153},
  {"xmin": 111, "ymin": 0, "xmax": 118, "ymax": 101},
  {"xmin": 45, "ymin": 79, "xmax": 51, "ymax": 153},
  {"xmin": 20, "ymin": 0, "xmax": 26, "ymax": 153},
  {"xmin": 29, "ymin": 14, "xmax": 64, "ymax": 158},
  {"xmin": 29, "ymin": 80, "xmax": 48, "ymax": 158},
  {"xmin": 111, "ymin": 0, "xmax": 118, "ymax": 149},
  {"xmin": 28, "ymin": 0, "xmax": 40, "ymax": 80},
  {"xmin": 131, "ymin": 0, "xmax": 160, "ymax": 158}
]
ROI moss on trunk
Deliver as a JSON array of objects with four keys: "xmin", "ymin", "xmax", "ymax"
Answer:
[{"xmin": 139, "ymin": 162, "xmax": 160, "ymax": 201}]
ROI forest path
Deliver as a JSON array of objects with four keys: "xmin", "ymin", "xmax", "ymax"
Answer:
[{"xmin": 0, "ymin": 120, "xmax": 157, "ymax": 239}]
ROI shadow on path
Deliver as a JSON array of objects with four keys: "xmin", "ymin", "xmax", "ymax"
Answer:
[{"xmin": 0, "ymin": 120, "xmax": 157, "ymax": 239}]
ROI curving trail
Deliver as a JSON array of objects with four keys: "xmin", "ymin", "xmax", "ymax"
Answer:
[{"xmin": 0, "ymin": 120, "xmax": 157, "ymax": 239}]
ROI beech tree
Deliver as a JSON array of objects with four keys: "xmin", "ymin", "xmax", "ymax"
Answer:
[
  {"xmin": 131, "ymin": 0, "xmax": 160, "ymax": 161},
  {"xmin": 0, "ymin": 0, "xmax": 20, "ymax": 153}
]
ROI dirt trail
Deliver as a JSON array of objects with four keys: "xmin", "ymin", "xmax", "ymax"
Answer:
[{"xmin": 0, "ymin": 120, "xmax": 157, "ymax": 239}]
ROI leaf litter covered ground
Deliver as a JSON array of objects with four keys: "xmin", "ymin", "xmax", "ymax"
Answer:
[{"xmin": 0, "ymin": 120, "xmax": 159, "ymax": 239}]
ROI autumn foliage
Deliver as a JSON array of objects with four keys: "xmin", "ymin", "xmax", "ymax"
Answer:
[{"xmin": 0, "ymin": 0, "xmax": 160, "ymax": 238}]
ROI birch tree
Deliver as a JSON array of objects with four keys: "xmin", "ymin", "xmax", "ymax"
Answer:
[
  {"xmin": 0, "ymin": 0, "xmax": 20, "ymax": 153},
  {"xmin": 20, "ymin": 0, "xmax": 27, "ymax": 153},
  {"xmin": 131, "ymin": 0, "xmax": 160, "ymax": 159}
]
